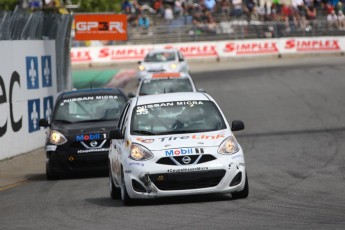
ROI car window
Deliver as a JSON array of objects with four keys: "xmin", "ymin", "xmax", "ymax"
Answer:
[
  {"xmin": 131, "ymin": 100, "xmax": 226, "ymax": 135},
  {"xmin": 144, "ymin": 51, "xmax": 176, "ymax": 62},
  {"xmin": 139, "ymin": 78, "xmax": 194, "ymax": 95},
  {"xmin": 53, "ymin": 94, "xmax": 127, "ymax": 123}
]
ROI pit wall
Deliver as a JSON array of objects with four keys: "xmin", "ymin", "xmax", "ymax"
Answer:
[
  {"xmin": 71, "ymin": 37, "xmax": 345, "ymax": 65},
  {"xmin": 0, "ymin": 40, "xmax": 57, "ymax": 160}
]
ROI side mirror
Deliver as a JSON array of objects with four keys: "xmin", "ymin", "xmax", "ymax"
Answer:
[
  {"xmin": 231, "ymin": 120, "xmax": 245, "ymax": 131},
  {"xmin": 128, "ymin": 92, "xmax": 135, "ymax": 98},
  {"xmin": 197, "ymin": 88, "xmax": 206, "ymax": 93},
  {"xmin": 109, "ymin": 129, "xmax": 124, "ymax": 139},
  {"xmin": 39, "ymin": 119, "xmax": 49, "ymax": 127}
]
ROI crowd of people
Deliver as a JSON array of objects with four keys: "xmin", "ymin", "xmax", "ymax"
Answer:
[{"xmin": 121, "ymin": 0, "xmax": 345, "ymax": 33}]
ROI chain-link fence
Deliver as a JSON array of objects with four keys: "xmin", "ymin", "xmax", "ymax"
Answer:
[{"xmin": 0, "ymin": 9, "xmax": 73, "ymax": 92}]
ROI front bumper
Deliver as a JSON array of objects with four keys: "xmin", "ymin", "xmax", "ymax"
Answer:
[
  {"xmin": 122, "ymin": 151, "xmax": 246, "ymax": 199},
  {"xmin": 47, "ymin": 146, "xmax": 109, "ymax": 174}
]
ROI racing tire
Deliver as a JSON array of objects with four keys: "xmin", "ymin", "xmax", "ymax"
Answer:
[
  {"xmin": 109, "ymin": 168, "xmax": 121, "ymax": 199},
  {"xmin": 231, "ymin": 172, "xmax": 249, "ymax": 199},
  {"xmin": 46, "ymin": 160, "xmax": 59, "ymax": 180},
  {"xmin": 121, "ymin": 168, "xmax": 133, "ymax": 206}
]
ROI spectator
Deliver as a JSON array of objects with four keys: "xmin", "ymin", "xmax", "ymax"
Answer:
[
  {"xmin": 164, "ymin": 5, "xmax": 174, "ymax": 24},
  {"xmin": 327, "ymin": 9, "xmax": 338, "ymax": 28},
  {"xmin": 245, "ymin": 0, "xmax": 256, "ymax": 22},
  {"xmin": 153, "ymin": 0, "xmax": 164, "ymax": 16},
  {"xmin": 220, "ymin": 0, "xmax": 231, "ymax": 20},
  {"xmin": 122, "ymin": 0, "xmax": 132, "ymax": 13},
  {"xmin": 204, "ymin": 0, "xmax": 216, "ymax": 12},
  {"xmin": 305, "ymin": 5, "xmax": 317, "ymax": 29},
  {"xmin": 292, "ymin": 0, "xmax": 307, "ymax": 29},
  {"xmin": 231, "ymin": 0, "xmax": 244, "ymax": 18},
  {"xmin": 338, "ymin": 10, "xmax": 345, "ymax": 29},
  {"xmin": 138, "ymin": 13, "xmax": 150, "ymax": 29},
  {"xmin": 174, "ymin": 0, "xmax": 183, "ymax": 15}
]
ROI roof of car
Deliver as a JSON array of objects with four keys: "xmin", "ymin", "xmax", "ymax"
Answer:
[
  {"xmin": 135, "ymin": 92, "xmax": 212, "ymax": 105},
  {"xmin": 147, "ymin": 48, "xmax": 177, "ymax": 53},
  {"xmin": 142, "ymin": 72, "xmax": 190, "ymax": 79},
  {"xmin": 58, "ymin": 88, "xmax": 127, "ymax": 100}
]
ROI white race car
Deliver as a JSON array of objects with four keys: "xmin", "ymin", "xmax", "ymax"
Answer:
[
  {"xmin": 133, "ymin": 72, "xmax": 203, "ymax": 97},
  {"xmin": 108, "ymin": 92, "xmax": 248, "ymax": 205},
  {"xmin": 137, "ymin": 48, "xmax": 189, "ymax": 81}
]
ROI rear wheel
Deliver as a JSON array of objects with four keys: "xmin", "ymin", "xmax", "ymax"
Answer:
[
  {"xmin": 121, "ymin": 168, "xmax": 133, "ymax": 205},
  {"xmin": 231, "ymin": 172, "xmax": 249, "ymax": 199},
  {"xmin": 109, "ymin": 167, "xmax": 121, "ymax": 199}
]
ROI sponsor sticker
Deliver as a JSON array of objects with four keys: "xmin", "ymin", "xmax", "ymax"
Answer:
[{"xmin": 167, "ymin": 166, "xmax": 208, "ymax": 173}]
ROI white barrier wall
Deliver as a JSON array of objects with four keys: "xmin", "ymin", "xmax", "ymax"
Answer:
[
  {"xmin": 0, "ymin": 41, "xmax": 57, "ymax": 160},
  {"xmin": 71, "ymin": 36, "xmax": 345, "ymax": 65}
]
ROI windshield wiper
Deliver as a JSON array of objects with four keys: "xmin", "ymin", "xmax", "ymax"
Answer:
[{"xmin": 131, "ymin": 130, "xmax": 156, "ymax": 135}]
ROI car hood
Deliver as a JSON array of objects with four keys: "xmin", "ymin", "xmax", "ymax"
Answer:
[
  {"xmin": 51, "ymin": 120, "xmax": 117, "ymax": 139},
  {"xmin": 131, "ymin": 130, "xmax": 231, "ymax": 151}
]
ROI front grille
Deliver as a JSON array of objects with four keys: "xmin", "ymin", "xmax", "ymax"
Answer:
[
  {"xmin": 156, "ymin": 154, "xmax": 216, "ymax": 165},
  {"xmin": 149, "ymin": 169, "xmax": 226, "ymax": 191},
  {"xmin": 70, "ymin": 139, "xmax": 110, "ymax": 149}
]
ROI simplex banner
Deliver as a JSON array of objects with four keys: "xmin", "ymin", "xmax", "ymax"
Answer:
[{"xmin": 71, "ymin": 36, "xmax": 345, "ymax": 65}]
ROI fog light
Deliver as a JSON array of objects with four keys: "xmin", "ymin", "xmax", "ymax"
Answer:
[{"xmin": 68, "ymin": 156, "xmax": 76, "ymax": 162}]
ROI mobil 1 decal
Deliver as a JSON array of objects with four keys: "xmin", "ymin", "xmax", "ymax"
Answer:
[
  {"xmin": 28, "ymin": 99, "xmax": 40, "ymax": 133},
  {"xmin": 26, "ymin": 56, "xmax": 39, "ymax": 89},
  {"xmin": 41, "ymin": 56, "xmax": 52, "ymax": 87}
]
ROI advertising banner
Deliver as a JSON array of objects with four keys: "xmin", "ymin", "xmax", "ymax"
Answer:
[
  {"xmin": 74, "ymin": 14, "xmax": 127, "ymax": 41},
  {"xmin": 279, "ymin": 37, "xmax": 345, "ymax": 54},
  {"xmin": 70, "ymin": 36, "xmax": 345, "ymax": 66},
  {"xmin": 0, "ymin": 41, "xmax": 57, "ymax": 160}
]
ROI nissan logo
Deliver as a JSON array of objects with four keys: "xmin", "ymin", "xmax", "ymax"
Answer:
[
  {"xmin": 90, "ymin": 141, "xmax": 98, "ymax": 147},
  {"xmin": 182, "ymin": 156, "xmax": 191, "ymax": 164}
]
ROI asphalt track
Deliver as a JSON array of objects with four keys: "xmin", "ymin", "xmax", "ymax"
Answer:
[{"xmin": 1, "ymin": 55, "xmax": 345, "ymax": 229}]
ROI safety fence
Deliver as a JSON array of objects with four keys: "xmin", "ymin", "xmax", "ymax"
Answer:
[{"xmin": 0, "ymin": 9, "xmax": 73, "ymax": 92}]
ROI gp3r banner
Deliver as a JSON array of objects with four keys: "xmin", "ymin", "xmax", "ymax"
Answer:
[{"xmin": 74, "ymin": 14, "xmax": 127, "ymax": 41}]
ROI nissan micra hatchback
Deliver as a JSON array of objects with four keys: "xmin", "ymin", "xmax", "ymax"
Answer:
[
  {"xmin": 39, "ymin": 88, "xmax": 128, "ymax": 179},
  {"xmin": 108, "ymin": 92, "xmax": 248, "ymax": 205}
]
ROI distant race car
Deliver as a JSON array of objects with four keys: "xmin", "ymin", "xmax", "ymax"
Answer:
[
  {"xmin": 108, "ymin": 92, "xmax": 248, "ymax": 205},
  {"xmin": 132, "ymin": 72, "xmax": 204, "ymax": 96},
  {"xmin": 137, "ymin": 48, "xmax": 189, "ymax": 81},
  {"xmin": 39, "ymin": 88, "xmax": 128, "ymax": 180}
]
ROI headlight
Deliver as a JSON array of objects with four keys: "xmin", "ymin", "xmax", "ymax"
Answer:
[
  {"xmin": 170, "ymin": 63, "xmax": 177, "ymax": 69},
  {"xmin": 218, "ymin": 136, "xmax": 239, "ymax": 155},
  {"xmin": 130, "ymin": 143, "xmax": 154, "ymax": 161},
  {"xmin": 49, "ymin": 130, "xmax": 67, "ymax": 145},
  {"xmin": 138, "ymin": 65, "xmax": 145, "ymax": 71}
]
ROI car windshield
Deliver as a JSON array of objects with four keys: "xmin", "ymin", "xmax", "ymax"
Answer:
[
  {"xmin": 131, "ymin": 100, "xmax": 227, "ymax": 135},
  {"xmin": 139, "ymin": 79, "xmax": 193, "ymax": 95},
  {"xmin": 53, "ymin": 94, "xmax": 127, "ymax": 123},
  {"xmin": 144, "ymin": 51, "xmax": 176, "ymax": 62}
]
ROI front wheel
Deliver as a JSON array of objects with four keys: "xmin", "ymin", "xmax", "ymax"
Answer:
[
  {"xmin": 121, "ymin": 168, "xmax": 133, "ymax": 205},
  {"xmin": 46, "ymin": 159, "xmax": 59, "ymax": 180},
  {"xmin": 109, "ymin": 167, "xmax": 121, "ymax": 199},
  {"xmin": 231, "ymin": 172, "xmax": 249, "ymax": 199}
]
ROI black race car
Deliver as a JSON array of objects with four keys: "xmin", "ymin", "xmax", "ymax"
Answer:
[{"xmin": 39, "ymin": 88, "xmax": 128, "ymax": 179}]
